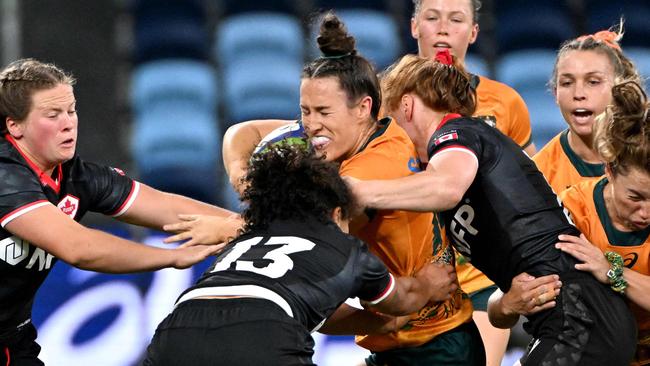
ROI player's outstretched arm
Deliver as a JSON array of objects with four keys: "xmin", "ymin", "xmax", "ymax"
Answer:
[
  {"xmin": 319, "ymin": 303, "xmax": 410, "ymax": 335},
  {"xmin": 366, "ymin": 263, "xmax": 458, "ymax": 316},
  {"xmin": 222, "ymin": 119, "xmax": 294, "ymax": 194},
  {"xmin": 5, "ymin": 204, "xmax": 220, "ymax": 273},
  {"xmin": 116, "ymin": 183, "xmax": 236, "ymax": 230},
  {"xmin": 162, "ymin": 213, "xmax": 243, "ymax": 247},
  {"xmin": 346, "ymin": 149, "xmax": 477, "ymax": 212}
]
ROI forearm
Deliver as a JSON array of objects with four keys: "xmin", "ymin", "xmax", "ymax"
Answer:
[
  {"xmin": 320, "ymin": 304, "xmax": 405, "ymax": 335},
  {"xmin": 222, "ymin": 119, "xmax": 292, "ymax": 191},
  {"xmin": 487, "ymin": 289, "xmax": 521, "ymax": 329},
  {"xmin": 121, "ymin": 185, "xmax": 236, "ymax": 229},
  {"xmin": 61, "ymin": 228, "xmax": 179, "ymax": 273},
  {"xmin": 623, "ymin": 268, "xmax": 650, "ymax": 311},
  {"xmin": 360, "ymin": 173, "xmax": 462, "ymax": 212},
  {"xmin": 370, "ymin": 276, "xmax": 428, "ymax": 316}
]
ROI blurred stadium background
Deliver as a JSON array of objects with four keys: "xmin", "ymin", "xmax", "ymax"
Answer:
[{"xmin": 1, "ymin": 0, "xmax": 647, "ymax": 364}]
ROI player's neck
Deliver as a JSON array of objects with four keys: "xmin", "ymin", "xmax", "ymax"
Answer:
[{"xmin": 567, "ymin": 130, "xmax": 601, "ymax": 164}]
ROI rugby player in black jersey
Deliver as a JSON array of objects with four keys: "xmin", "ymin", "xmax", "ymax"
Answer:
[
  {"xmin": 0, "ymin": 59, "xmax": 234, "ymax": 365},
  {"xmin": 143, "ymin": 143, "xmax": 458, "ymax": 366},
  {"xmin": 346, "ymin": 52, "xmax": 637, "ymax": 365}
]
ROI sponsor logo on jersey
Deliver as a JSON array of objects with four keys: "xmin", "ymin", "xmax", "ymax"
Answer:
[
  {"xmin": 624, "ymin": 252, "xmax": 638, "ymax": 268},
  {"xmin": 0, "ymin": 235, "xmax": 54, "ymax": 270},
  {"xmin": 433, "ymin": 132, "xmax": 459, "ymax": 146},
  {"xmin": 0, "ymin": 235, "xmax": 29, "ymax": 265},
  {"xmin": 407, "ymin": 157, "xmax": 421, "ymax": 172},
  {"xmin": 58, "ymin": 195, "xmax": 80, "ymax": 219}
]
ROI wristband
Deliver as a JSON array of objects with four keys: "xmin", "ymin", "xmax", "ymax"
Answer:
[{"xmin": 605, "ymin": 251, "xmax": 627, "ymax": 294}]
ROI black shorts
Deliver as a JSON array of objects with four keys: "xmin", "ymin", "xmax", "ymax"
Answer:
[
  {"xmin": 142, "ymin": 297, "xmax": 315, "ymax": 366},
  {"xmin": 0, "ymin": 322, "xmax": 43, "ymax": 366},
  {"xmin": 521, "ymin": 271, "xmax": 637, "ymax": 366}
]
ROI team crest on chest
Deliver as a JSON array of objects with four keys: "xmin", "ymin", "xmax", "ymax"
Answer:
[{"xmin": 58, "ymin": 195, "xmax": 80, "ymax": 219}]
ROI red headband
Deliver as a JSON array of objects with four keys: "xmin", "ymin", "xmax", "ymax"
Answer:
[
  {"xmin": 434, "ymin": 49, "xmax": 453, "ymax": 65},
  {"xmin": 576, "ymin": 30, "xmax": 621, "ymax": 51}
]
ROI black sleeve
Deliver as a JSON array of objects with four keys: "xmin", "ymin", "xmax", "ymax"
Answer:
[
  {"xmin": 73, "ymin": 158, "xmax": 136, "ymax": 216},
  {"xmin": 427, "ymin": 121, "xmax": 483, "ymax": 161},
  {"xmin": 353, "ymin": 242, "xmax": 393, "ymax": 303},
  {"xmin": 0, "ymin": 160, "xmax": 48, "ymax": 221}
]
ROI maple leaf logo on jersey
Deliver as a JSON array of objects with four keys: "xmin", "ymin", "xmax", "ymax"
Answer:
[
  {"xmin": 433, "ymin": 132, "xmax": 459, "ymax": 146},
  {"xmin": 57, "ymin": 195, "xmax": 80, "ymax": 219}
]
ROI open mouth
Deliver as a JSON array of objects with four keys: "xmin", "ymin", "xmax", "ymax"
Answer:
[
  {"xmin": 433, "ymin": 42, "xmax": 452, "ymax": 49},
  {"xmin": 61, "ymin": 138, "xmax": 75, "ymax": 147},
  {"xmin": 310, "ymin": 136, "xmax": 331, "ymax": 150},
  {"xmin": 571, "ymin": 109, "xmax": 593, "ymax": 124}
]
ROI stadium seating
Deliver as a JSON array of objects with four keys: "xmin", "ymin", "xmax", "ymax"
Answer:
[
  {"xmin": 520, "ymin": 88, "xmax": 566, "ymax": 149},
  {"xmin": 627, "ymin": 47, "xmax": 650, "ymax": 82},
  {"xmin": 130, "ymin": 59, "xmax": 221, "ymax": 203},
  {"xmin": 133, "ymin": 0, "xmax": 209, "ymax": 64},
  {"xmin": 222, "ymin": 57, "xmax": 302, "ymax": 124},
  {"xmin": 586, "ymin": 0, "xmax": 650, "ymax": 48},
  {"xmin": 131, "ymin": 59, "xmax": 218, "ymax": 114},
  {"xmin": 496, "ymin": 49, "xmax": 558, "ymax": 91},
  {"xmin": 495, "ymin": 49, "xmax": 564, "ymax": 149},
  {"xmin": 220, "ymin": 0, "xmax": 301, "ymax": 16},
  {"xmin": 465, "ymin": 53, "xmax": 490, "ymax": 77},
  {"xmin": 215, "ymin": 12, "xmax": 304, "ymax": 66},
  {"xmin": 494, "ymin": 2, "xmax": 575, "ymax": 54}
]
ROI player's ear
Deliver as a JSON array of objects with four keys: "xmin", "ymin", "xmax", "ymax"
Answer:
[{"xmin": 331, "ymin": 207, "xmax": 349, "ymax": 233}]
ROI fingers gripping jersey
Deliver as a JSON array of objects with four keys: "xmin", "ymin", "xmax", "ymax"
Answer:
[
  {"xmin": 428, "ymin": 116, "xmax": 578, "ymax": 291},
  {"xmin": 186, "ymin": 218, "xmax": 392, "ymax": 332},
  {"xmin": 0, "ymin": 136, "xmax": 137, "ymax": 333}
]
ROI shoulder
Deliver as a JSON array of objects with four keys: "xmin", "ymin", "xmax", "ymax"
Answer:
[
  {"xmin": 342, "ymin": 119, "xmax": 420, "ymax": 179},
  {"xmin": 560, "ymin": 179, "xmax": 597, "ymax": 208},
  {"xmin": 533, "ymin": 133, "xmax": 563, "ymax": 163},
  {"xmin": 477, "ymin": 76, "xmax": 526, "ymax": 104}
]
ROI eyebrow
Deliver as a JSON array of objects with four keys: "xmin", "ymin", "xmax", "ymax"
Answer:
[
  {"xmin": 627, "ymin": 188, "xmax": 649, "ymax": 198},
  {"xmin": 559, "ymin": 71, "xmax": 607, "ymax": 78},
  {"xmin": 301, "ymin": 105, "xmax": 331, "ymax": 112}
]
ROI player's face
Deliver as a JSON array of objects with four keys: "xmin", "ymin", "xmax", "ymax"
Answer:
[
  {"xmin": 411, "ymin": 0, "xmax": 478, "ymax": 63},
  {"xmin": 607, "ymin": 167, "xmax": 650, "ymax": 231},
  {"xmin": 300, "ymin": 77, "xmax": 372, "ymax": 163},
  {"xmin": 12, "ymin": 83, "xmax": 78, "ymax": 172},
  {"xmin": 555, "ymin": 50, "xmax": 615, "ymax": 139}
]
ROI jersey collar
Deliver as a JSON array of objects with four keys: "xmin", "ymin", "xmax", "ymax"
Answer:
[
  {"xmin": 5, "ymin": 134, "xmax": 62, "ymax": 193},
  {"xmin": 435, "ymin": 113, "xmax": 463, "ymax": 132},
  {"xmin": 559, "ymin": 130, "xmax": 605, "ymax": 177}
]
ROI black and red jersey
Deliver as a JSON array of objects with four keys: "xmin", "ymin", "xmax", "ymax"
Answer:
[
  {"xmin": 427, "ymin": 116, "xmax": 579, "ymax": 291},
  {"xmin": 0, "ymin": 135, "xmax": 137, "ymax": 335}
]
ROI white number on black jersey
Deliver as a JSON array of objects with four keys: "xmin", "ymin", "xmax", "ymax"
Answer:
[{"xmin": 210, "ymin": 236, "xmax": 316, "ymax": 278}]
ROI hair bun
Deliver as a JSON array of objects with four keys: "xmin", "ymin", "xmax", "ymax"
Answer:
[{"xmin": 316, "ymin": 12, "xmax": 356, "ymax": 58}]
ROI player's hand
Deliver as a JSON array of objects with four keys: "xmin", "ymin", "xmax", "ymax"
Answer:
[
  {"xmin": 501, "ymin": 272, "xmax": 561, "ymax": 316},
  {"xmin": 556, "ymin": 234, "xmax": 609, "ymax": 284},
  {"xmin": 416, "ymin": 263, "xmax": 458, "ymax": 302},
  {"xmin": 171, "ymin": 244, "xmax": 223, "ymax": 269},
  {"xmin": 163, "ymin": 214, "xmax": 242, "ymax": 248}
]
